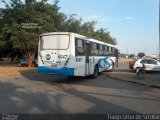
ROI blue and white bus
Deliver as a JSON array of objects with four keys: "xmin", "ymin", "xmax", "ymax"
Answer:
[{"xmin": 38, "ymin": 32, "xmax": 118, "ymax": 78}]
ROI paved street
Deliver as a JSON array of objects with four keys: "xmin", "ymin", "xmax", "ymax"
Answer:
[{"xmin": 0, "ymin": 62, "xmax": 160, "ymax": 114}]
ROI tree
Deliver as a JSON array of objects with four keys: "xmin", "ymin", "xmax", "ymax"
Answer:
[
  {"xmin": 62, "ymin": 14, "xmax": 82, "ymax": 33},
  {"xmin": 0, "ymin": 0, "xmax": 117, "ymax": 66},
  {"xmin": 129, "ymin": 54, "xmax": 135, "ymax": 58},
  {"xmin": 0, "ymin": 0, "xmax": 64, "ymax": 66},
  {"xmin": 62, "ymin": 15, "xmax": 117, "ymax": 45},
  {"xmin": 93, "ymin": 28, "xmax": 117, "ymax": 45},
  {"xmin": 137, "ymin": 52, "xmax": 145, "ymax": 58}
]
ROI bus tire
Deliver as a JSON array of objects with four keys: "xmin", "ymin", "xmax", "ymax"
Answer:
[
  {"xmin": 67, "ymin": 76, "xmax": 75, "ymax": 80},
  {"xmin": 91, "ymin": 65, "xmax": 99, "ymax": 79},
  {"xmin": 109, "ymin": 62, "xmax": 114, "ymax": 72}
]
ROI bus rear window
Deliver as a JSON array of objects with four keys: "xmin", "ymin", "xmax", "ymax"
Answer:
[{"xmin": 40, "ymin": 34, "xmax": 69, "ymax": 50}]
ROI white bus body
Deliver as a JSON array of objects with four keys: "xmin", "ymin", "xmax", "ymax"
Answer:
[{"xmin": 38, "ymin": 32, "xmax": 118, "ymax": 77}]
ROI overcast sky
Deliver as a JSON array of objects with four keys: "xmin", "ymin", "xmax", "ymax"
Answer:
[{"xmin": 0, "ymin": 0, "xmax": 159, "ymax": 55}]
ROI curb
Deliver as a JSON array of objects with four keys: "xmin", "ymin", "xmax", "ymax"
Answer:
[{"xmin": 107, "ymin": 75, "xmax": 160, "ymax": 89}]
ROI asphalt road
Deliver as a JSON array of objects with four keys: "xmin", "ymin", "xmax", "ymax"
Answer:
[{"xmin": 0, "ymin": 70, "xmax": 160, "ymax": 114}]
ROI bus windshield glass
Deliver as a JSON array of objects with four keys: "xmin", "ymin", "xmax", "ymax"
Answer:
[{"xmin": 40, "ymin": 34, "xmax": 69, "ymax": 50}]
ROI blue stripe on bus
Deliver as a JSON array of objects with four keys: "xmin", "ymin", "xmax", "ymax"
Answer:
[{"xmin": 38, "ymin": 66, "xmax": 74, "ymax": 76}]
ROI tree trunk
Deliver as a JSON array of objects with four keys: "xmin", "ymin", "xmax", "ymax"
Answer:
[{"xmin": 26, "ymin": 51, "xmax": 35, "ymax": 67}]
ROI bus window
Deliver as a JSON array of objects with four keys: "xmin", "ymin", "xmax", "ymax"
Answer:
[
  {"xmin": 104, "ymin": 46, "xmax": 108, "ymax": 55},
  {"xmin": 41, "ymin": 35, "xmax": 69, "ymax": 50},
  {"xmin": 98, "ymin": 44, "xmax": 104, "ymax": 56},
  {"xmin": 108, "ymin": 47, "xmax": 112, "ymax": 56},
  {"xmin": 75, "ymin": 38, "xmax": 84, "ymax": 56},
  {"xmin": 112, "ymin": 48, "xmax": 114, "ymax": 55},
  {"xmin": 91, "ymin": 42, "xmax": 95, "ymax": 55},
  {"xmin": 92, "ymin": 43, "xmax": 98, "ymax": 55},
  {"xmin": 109, "ymin": 47, "xmax": 114, "ymax": 56},
  {"xmin": 107, "ymin": 46, "xmax": 109, "ymax": 52},
  {"xmin": 111, "ymin": 47, "xmax": 113, "ymax": 52},
  {"xmin": 108, "ymin": 47, "xmax": 111, "ymax": 53}
]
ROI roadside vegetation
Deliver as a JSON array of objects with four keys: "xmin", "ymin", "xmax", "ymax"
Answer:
[{"xmin": 0, "ymin": 0, "xmax": 117, "ymax": 67}]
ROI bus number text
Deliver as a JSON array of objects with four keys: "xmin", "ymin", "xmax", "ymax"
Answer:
[{"xmin": 76, "ymin": 58, "xmax": 82, "ymax": 62}]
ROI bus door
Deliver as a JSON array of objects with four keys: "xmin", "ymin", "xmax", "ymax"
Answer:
[{"xmin": 84, "ymin": 42, "xmax": 91, "ymax": 75}]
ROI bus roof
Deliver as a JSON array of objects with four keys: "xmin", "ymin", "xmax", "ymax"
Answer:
[{"xmin": 40, "ymin": 32, "xmax": 117, "ymax": 49}]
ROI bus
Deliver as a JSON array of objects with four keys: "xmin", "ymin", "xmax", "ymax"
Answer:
[{"xmin": 38, "ymin": 32, "xmax": 118, "ymax": 78}]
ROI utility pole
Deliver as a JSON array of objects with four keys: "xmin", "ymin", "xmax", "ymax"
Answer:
[
  {"xmin": 159, "ymin": 0, "xmax": 160, "ymax": 57},
  {"xmin": 127, "ymin": 44, "xmax": 128, "ymax": 55},
  {"xmin": 126, "ymin": 44, "xmax": 128, "ymax": 59},
  {"xmin": 144, "ymin": 48, "xmax": 146, "ymax": 55}
]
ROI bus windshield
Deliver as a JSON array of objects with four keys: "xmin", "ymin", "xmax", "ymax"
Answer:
[{"xmin": 40, "ymin": 34, "xmax": 69, "ymax": 50}]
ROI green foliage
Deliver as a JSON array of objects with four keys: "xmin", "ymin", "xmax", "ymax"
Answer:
[
  {"xmin": 129, "ymin": 54, "xmax": 135, "ymax": 58},
  {"xmin": 137, "ymin": 52, "xmax": 145, "ymax": 58},
  {"xmin": 61, "ymin": 15, "xmax": 117, "ymax": 45},
  {"xmin": 0, "ymin": 0, "xmax": 117, "ymax": 66}
]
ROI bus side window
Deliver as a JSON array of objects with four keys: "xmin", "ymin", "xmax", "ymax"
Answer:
[
  {"xmin": 112, "ymin": 48, "xmax": 114, "ymax": 56},
  {"xmin": 104, "ymin": 46, "xmax": 108, "ymax": 55},
  {"xmin": 107, "ymin": 46, "xmax": 109, "ymax": 54},
  {"xmin": 98, "ymin": 44, "xmax": 103, "ymax": 56},
  {"xmin": 95, "ymin": 43, "xmax": 98, "ymax": 55},
  {"xmin": 108, "ymin": 47, "xmax": 112, "ymax": 56},
  {"xmin": 91, "ymin": 42, "xmax": 95, "ymax": 56},
  {"xmin": 103, "ymin": 45, "xmax": 105, "ymax": 56},
  {"xmin": 75, "ymin": 38, "xmax": 84, "ymax": 56},
  {"xmin": 114, "ymin": 49, "xmax": 117, "ymax": 57},
  {"xmin": 110, "ymin": 47, "xmax": 114, "ymax": 56},
  {"xmin": 92, "ymin": 43, "xmax": 98, "ymax": 56}
]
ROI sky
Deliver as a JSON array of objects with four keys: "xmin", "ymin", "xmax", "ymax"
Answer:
[
  {"xmin": 0, "ymin": 0, "xmax": 159, "ymax": 55},
  {"xmin": 57, "ymin": 0, "xmax": 159, "ymax": 55}
]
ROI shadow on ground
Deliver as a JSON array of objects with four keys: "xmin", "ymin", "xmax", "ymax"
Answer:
[
  {"xmin": 112, "ymin": 68, "xmax": 133, "ymax": 73},
  {"xmin": 0, "ymin": 81, "xmax": 140, "ymax": 114},
  {"xmin": 18, "ymin": 69, "xmax": 160, "ymax": 92}
]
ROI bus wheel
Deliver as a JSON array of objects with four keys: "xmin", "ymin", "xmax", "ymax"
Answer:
[
  {"xmin": 109, "ymin": 62, "xmax": 114, "ymax": 72},
  {"xmin": 91, "ymin": 65, "xmax": 99, "ymax": 79},
  {"xmin": 67, "ymin": 76, "xmax": 75, "ymax": 80}
]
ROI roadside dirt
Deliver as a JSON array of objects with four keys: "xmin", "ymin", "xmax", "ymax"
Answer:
[
  {"xmin": 118, "ymin": 58, "xmax": 131, "ymax": 63},
  {"xmin": 0, "ymin": 65, "xmax": 36, "ymax": 79}
]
